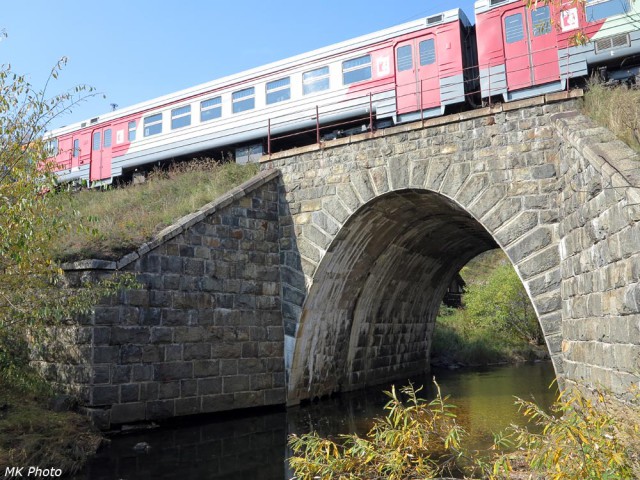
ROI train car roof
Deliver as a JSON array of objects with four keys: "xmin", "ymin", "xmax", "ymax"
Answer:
[
  {"xmin": 50, "ymin": 8, "xmax": 468, "ymax": 137},
  {"xmin": 475, "ymin": 0, "xmax": 526, "ymax": 15}
]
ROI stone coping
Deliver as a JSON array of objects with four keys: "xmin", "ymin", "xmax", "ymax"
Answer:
[
  {"xmin": 551, "ymin": 111, "xmax": 640, "ymax": 191},
  {"xmin": 262, "ymin": 90, "xmax": 583, "ymax": 161},
  {"xmin": 61, "ymin": 169, "xmax": 281, "ymax": 272}
]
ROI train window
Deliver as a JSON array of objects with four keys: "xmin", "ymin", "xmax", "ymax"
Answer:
[
  {"xmin": 266, "ymin": 77, "xmax": 291, "ymax": 104},
  {"xmin": 531, "ymin": 6, "xmax": 552, "ymax": 36},
  {"xmin": 586, "ymin": 0, "xmax": 630, "ymax": 21},
  {"xmin": 128, "ymin": 121, "xmax": 136, "ymax": 141},
  {"xmin": 201, "ymin": 97, "xmax": 222, "ymax": 122},
  {"xmin": 303, "ymin": 66, "xmax": 330, "ymax": 95},
  {"xmin": 171, "ymin": 105, "xmax": 192, "ymax": 129},
  {"xmin": 342, "ymin": 55, "xmax": 372, "ymax": 85},
  {"xmin": 73, "ymin": 139, "xmax": 80, "ymax": 158},
  {"xmin": 232, "ymin": 87, "xmax": 255, "ymax": 113},
  {"xmin": 505, "ymin": 13, "xmax": 524, "ymax": 43},
  {"xmin": 144, "ymin": 113, "xmax": 163, "ymax": 137},
  {"xmin": 104, "ymin": 129, "xmax": 112, "ymax": 148},
  {"xmin": 92, "ymin": 131, "xmax": 101, "ymax": 151},
  {"xmin": 396, "ymin": 45, "xmax": 412, "ymax": 72},
  {"xmin": 45, "ymin": 138, "xmax": 58, "ymax": 157},
  {"xmin": 419, "ymin": 40, "xmax": 436, "ymax": 66}
]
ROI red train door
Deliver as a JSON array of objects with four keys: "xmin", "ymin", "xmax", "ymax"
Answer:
[
  {"xmin": 90, "ymin": 126, "xmax": 113, "ymax": 182},
  {"xmin": 503, "ymin": 5, "xmax": 559, "ymax": 92},
  {"xmin": 395, "ymin": 34, "xmax": 440, "ymax": 114}
]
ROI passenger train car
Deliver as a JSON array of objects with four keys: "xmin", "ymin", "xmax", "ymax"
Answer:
[
  {"xmin": 46, "ymin": 0, "xmax": 640, "ymax": 186},
  {"xmin": 476, "ymin": 0, "xmax": 640, "ymax": 102},
  {"xmin": 46, "ymin": 8, "xmax": 476, "ymax": 186}
]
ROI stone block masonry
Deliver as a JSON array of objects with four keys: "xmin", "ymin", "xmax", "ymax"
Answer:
[
  {"xmin": 58, "ymin": 170, "xmax": 286, "ymax": 428},
  {"xmin": 49, "ymin": 91, "xmax": 640, "ymax": 426}
]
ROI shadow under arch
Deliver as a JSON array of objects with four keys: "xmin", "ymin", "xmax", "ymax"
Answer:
[{"xmin": 287, "ymin": 188, "xmax": 554, "ymax": 405}]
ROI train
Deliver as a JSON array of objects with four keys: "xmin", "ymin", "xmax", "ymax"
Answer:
[{"xmin": 46, "ymin": 0, "xmax": 640, "ymax": 186}]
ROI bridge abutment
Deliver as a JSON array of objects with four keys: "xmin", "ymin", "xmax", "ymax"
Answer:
[{"xmin": 49, "ymin": 94, "xmax": 640, "ymax": 427}]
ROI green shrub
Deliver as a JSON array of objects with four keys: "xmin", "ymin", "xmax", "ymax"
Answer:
[
  {"xmin": 488, "ymin": 386, "xmax": 640, "ymax": 479},
  {"xmin": 289, "ymin": 382, "xmax": 469, "ymax": 479}
]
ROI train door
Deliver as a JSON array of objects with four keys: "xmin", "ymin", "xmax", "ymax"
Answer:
[
  {"xmin": 71, "ymin": 135, "xmax": 82, "ymax": 170},
  {"xmin": 90, "ymin": 126, "xmax": 113, "ymax": 182},
  {"xmin": 503, "ymin": 5, "xmax": 559, "ymax": 92},
  {"xmin": 395, "ymin": 34, "xmax": 440, "ymax": 115}
]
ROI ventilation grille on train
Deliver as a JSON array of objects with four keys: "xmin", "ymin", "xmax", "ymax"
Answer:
[
  {"xmin": 595, "ymin": 33, "xmax": 630, "ymax": 54},
  {"xmin": 427, "ymin": 14, "xmax": 443, "ymax": 25}
]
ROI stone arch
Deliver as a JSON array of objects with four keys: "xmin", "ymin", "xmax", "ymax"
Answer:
[{"xmin": 288, "ymin": 180, "xmax": 563, "ymax": 405}]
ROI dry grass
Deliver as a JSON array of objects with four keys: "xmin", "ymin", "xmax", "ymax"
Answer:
[
  {"xmin": 582, "ymin": 80, "xmax": 640, "ymax": 153},
  {"xmin": 52, "ymin": 160, "xmax": 259, "ymax": 262},
  {"xmin": 0, "ymin": 381, "xmax": 103, "ymax": 475}
]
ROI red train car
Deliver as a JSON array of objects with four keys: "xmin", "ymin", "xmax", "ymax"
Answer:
[
  {"xmin": 45, "ymin": 9, "xmax": 477, "ymax": 186},
  {"xmin": 475, "ymin": 0, "xmax": 640, "ymax": 102}
]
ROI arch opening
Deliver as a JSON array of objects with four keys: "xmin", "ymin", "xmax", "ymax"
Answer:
[{"xmin": 288, "ymin": 189, "xmax": 522, "ymax": 404}]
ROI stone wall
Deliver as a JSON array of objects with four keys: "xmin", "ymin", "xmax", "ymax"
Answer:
[
  {"xmin": 553, "ymin": 112, "xmax": 640, "ymax": 398},
  {"xmin": 58, "ymin": 170, "xmax": 286, "ymax": 428},
  {"xmin": 264, "ymin": 93, "xmax": 584, "ymax": 404}
]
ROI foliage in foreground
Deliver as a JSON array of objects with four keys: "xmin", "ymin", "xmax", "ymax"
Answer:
[
  {"xmin": 0, "ymin": 380, "xmax": 102, "ymax": 474},
  {"xmin": 0, "ymin": 46, "xmax": 133, "ymax": 389},
  {"xmin": 289, "ymin": 383, "xmax": 468, "ymax": 479},
  {"xmin": 490, "ymin": 386, "xmax": 640, "ymax": 479},
  {"xmin": 53, "ymin": 159, "xmax": 259, "ymax": 262},
  {"xmin": 288, "ymin": 382, "xmax": 640, "ymax": 480}
]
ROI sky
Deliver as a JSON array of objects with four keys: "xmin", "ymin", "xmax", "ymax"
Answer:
[{"xmin": 2, "ymin": 0, "xmax": 477, "ymax": 130}]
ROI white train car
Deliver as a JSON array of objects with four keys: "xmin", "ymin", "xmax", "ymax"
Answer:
[{"xmin": 46, "ymin": 9, "xmax": 476, "ymax": 186}]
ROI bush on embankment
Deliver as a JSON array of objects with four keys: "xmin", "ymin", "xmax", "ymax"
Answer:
[
  {"xmin": 431, "ymin": 251, "xmax": 547, "ymax": 367},
  {"xmin": 582, "ymin": 80, "xmax": 640, "ymax": 153},
  {"xmin": 288, "ymin": 381, "xmax": 640, "ymax": 480},
  {"xmin": 52, "ymin": 159, "xmax": 259, "ymax": 262}
]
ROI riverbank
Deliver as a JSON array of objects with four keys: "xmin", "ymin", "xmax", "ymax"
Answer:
[
  {"xmin": 0, "ymin": 381, "xmax": 103, "ymax": 476},
  {"xmin": 431, "ymin": 308, "xmax": 549, "ymax": 368}
]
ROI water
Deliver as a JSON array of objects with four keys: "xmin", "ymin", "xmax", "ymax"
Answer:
[{"xmin": 74, "ymin": 362, "xmax": 557, "ymax": 480}]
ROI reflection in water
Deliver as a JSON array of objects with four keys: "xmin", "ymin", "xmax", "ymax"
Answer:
[{"xmin": 74, "ymin": 362, "xmax": 556, "ymax": 480}]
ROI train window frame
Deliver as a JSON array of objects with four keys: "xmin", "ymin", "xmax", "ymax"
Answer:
[
  {"xmin": 266, "ymin": 77, "xmax": 291, "ymax": 104},
  {"xmin": 73, "ymin": 139, "xmax": 80, "ymax": 158},
  {"xmin": 171, "ymin": 105, "xmax": 192, "ymax": 130},
  {"xmin": 303, "ymin": 66, "xmax": 330, "ymax": 95},
  {"xmin": 128, "ymin": 121, "xmax": 136, "ymax": 141},
  {"xmin": 585, "ymin": 0, "xmax": 631, "ymax": 21},
  {"xmin": 45, "ymin": 138, "xmax": 59, "ymax": 157},
  {"xmin": 419, "ymin": 39, "xmax": 436, "ymax": 66},
  {"xmin": 201, "ymin": 97, "xmax": 222, "ymax": 122},
  {"xmin": 143, "ymin": 113, "xmax": 163, "ymax": 137},
  {"xmin": 342, "ymin": 55, "xmax": 372, "ymax": 85},
  {"xmin": 103, "ymin": 129, "xmax": 112, "ymax": 148},
  {"xmin": 92, "ymin": 131, "xmax": 101, "ymax": 151},
  {"xmin": 531, "ymin": 6, "xmax": 552, "ymax": 36},
  {"xmin": 504, "ymin": 13, "xmax": 525, "ymax": 43},
  {"xmin": 232, "ymin": 87, "xmax": 255, "ymax": 114},
  {"xmin": 396, "ymin": 45, "xmax": 413, "ymax": 72}
]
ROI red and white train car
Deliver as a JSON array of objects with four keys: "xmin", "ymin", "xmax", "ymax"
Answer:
[
  {"xmin": 475, "ymin": 0, "xmax": 640, "ymax": 102},
  {"xmin": 47, "ymin": 8, "xmax": 476, "ymax": 186}
]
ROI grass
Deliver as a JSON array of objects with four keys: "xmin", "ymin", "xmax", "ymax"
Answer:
[
  {"xmin": 431, "ymin": 308, "xmax": 544, "ymax": 367},
  {"xmin": 52, "ymin": 159, "xmax": 259, "ymax": 262},
  {"xmin": 582, "ymin": 80, "xmax": 640, "ymax": 153},
  {"xmin": 431, "ymin": 250, "xmax": 548, "ymax": 367},
  {"xmin": 0, "ymin": 380, "xmax": 103, "ymax": 475}
]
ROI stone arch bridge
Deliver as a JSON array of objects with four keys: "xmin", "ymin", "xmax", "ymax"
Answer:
[{"xmin": 59, "ymin": 93, "xmax": 640, "ymax": 427}]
